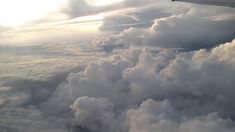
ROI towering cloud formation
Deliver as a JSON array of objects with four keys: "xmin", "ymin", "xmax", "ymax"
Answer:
[
  {"xmin": 97, "ymin": 4, "xmax": 235, "ymax": 51},
  {"xmin": 1, "ymin": 1, "xmax": 235, "ymax": 132},
  {"xmin": 1, "ymin": 30, "xmax": 235, "ymax": 132},
  {"xmin": 39, "ymin": 39, "xmax": 235, "ymax": 132},
  {"xmin": 71, "ymin": 97, "xmax": 115, "ymax": 132},
  {"xmin": 125, "ymin": 100, "xmax": 235, "ymax": 132}
]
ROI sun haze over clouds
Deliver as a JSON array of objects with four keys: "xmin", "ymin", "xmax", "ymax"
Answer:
[
  {"xmin": 0, "ymin": 0, "xmax": 125, "ymax": 27},
  {"xmin": 1, "ymin": 0, "xmax": 235, "ymax": 132},
  {"xmin": 0, "ymin": 0, "xmax": 67, "ymax": 27},
  {"xmin": 0, "ymin": 0, "xmax": 137, "ymax": 44}
]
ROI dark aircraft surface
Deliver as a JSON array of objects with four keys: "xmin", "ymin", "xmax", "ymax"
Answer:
[{"xmin": 172, "ymin": 0, "xmax": 235, "ymax": 7}]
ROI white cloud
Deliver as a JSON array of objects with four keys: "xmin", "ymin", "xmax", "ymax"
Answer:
[
  {"xmin": 125, "ymin": 99, "xmax": 235, "ymax": 132},
  {"xmin": 1, "ymin": 34, "xmax": 235, "ymax": 132},
  {"xmin": 40, "ymin": 39, "xmax": 235, "ymax": 132},
  {"xmin": 71, "ymin": 96, "xmax": 115, "ymax": 132},
  {"xmin": 1, "ymin": 1, "xmax": 235, "ymax": 131},
  {"xmin": 96, "ymin": 2, "xmax": 235, "ymax": 51}
]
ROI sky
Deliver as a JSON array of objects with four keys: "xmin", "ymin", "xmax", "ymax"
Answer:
[{"xmin": 0, "ymin": 0, "xmax": 235, "ymax": 132}]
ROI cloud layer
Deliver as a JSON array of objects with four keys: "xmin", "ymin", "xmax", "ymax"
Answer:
[
  {"xmin": 1, "ymin": 0, "xmax": 235, "ymax": 131},
  {"xmin": 96, "ymin": 1, "xmax": 235, "ymax": 51},
  {"xmin": 1, "ymin": 30, "xmax": 235, "ymax": 132},
  {"xmin": 37, "ymin": 39, "xmax": 235, "ymax": 132}
]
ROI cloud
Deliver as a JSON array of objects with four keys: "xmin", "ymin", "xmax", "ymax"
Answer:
[
  {"xmin": 0, "ymin": 41, "xmax": 98, "ymax": 131},
  {"xmin": 100, "ymin": 15, "xmax": 140, "ymax": 31},
  {"xmin": 121, "ymin": 39, "xmax": 235, "ymax": 118},
  {"xmin": 1, "ymin": 35, "xmax": 235, "ymax": 132},
  {"xmin": 0, "ymin": 107, "xmax": 69, "ymax": 132},
  {"xmin": 147, "ymin": 13, "xmax": 235, "ymax": 49},
  {"xmin": 64, "ymin": 0, "xmax": 95, "ymax": 17},
  {"xmin": 97, "ymin": 2, "xmax": 235, "ymax": 51},
  {"xmin": 99, "ymin": 2, "xmax": 188, "ymax": 32},
  {"xmin": 39, "ymin": 39, "xmax": 235, "ymax": 132},
  {"xmin": 123, "ymin": 0, "xmax": 165, "ymax": 6},
  {"xmin": 1, "ymin": 1, "xmax": 235, "ymax": 131},
  {"xmin": 71, "ymin": 96, "xmax": 115, "ymax": 132},
  {"xmin": 125, "ymin": 99, "xmax": 235, "ymax": 132},
  {"xmin": 0, "ymin": 25, "xmax": 10, "ymax": 33},
  {"xmin": 64, "ymin": 0, "xmax": 175, "ymax": 18},
  {"xmin": 64, "ymin": 0, "xmax": 123, "ymax": 17}
]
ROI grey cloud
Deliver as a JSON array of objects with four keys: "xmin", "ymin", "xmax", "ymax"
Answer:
[
  {"xmin": 65, "ymin": 0, "xmax": 96, "ymax": 17},
  {"xmin": 125, "ymin": 99, "xmax": 235, "ymax": 132},
  {"xmin": 0, "ymin": 107, "xmax": 69, "ymax": 132},
  {"xmin": 100, "ymin": 15, "xmax": 141, "ymax": 31},
  {"xmin": 2, "ymin": 34, "xmax": 235, "ymax": 132},
  {"xmin": 123, "ymin": 0, "xmax": 166, "ymax": 6},
  {"xmin": 71, "ymin": 97, "xmax": 115, "ymax": 132},
  {"xmin": 0, "ymin": 45, "xmax": 71, "ymax": 56},
  {"xmin": 1, "ymin": 1, "xmax": 235, "ymax": 131},
  {"xmin": 41, "ymin": 39, "xmax": 235, "ymax": 132},
  {"xmin": 0, "ymin": 37, "xmax": 103, "ymax": 131},
  {"xmin": 2, "ymin": 38, "xmax": 235, "ymax": 132},
  {"xmin": 97, "ymin": 4, "xmax": 235, "ymax": 51},
  {"xmin": 99, "ymin": 3, "xmax": 188, "ymax": 32},
  {"xmin": 65, "ymin": 0, "xmax": 123, "ymax": 17},
  {"xmin": 65, "ymin": 0, "xmax": 169, "ymax": 18},
  {"xmin": 147, "ymin": 14, "xmax": 235, "ymax": 49},
  {"xmin": 129, "ymin": 6, "xmax": 178, "ymax": 22}
]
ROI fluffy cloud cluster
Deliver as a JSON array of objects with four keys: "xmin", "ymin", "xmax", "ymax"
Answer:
[
  {"xmin": 125, "ymin": 99, "xmax": 235, "ymax": 132},
  {"xmin": 42, "ymin": 39, "xmax": 235, "ymax": 132},
  {"xmin": 96, "ymin": 2, "xmax": 235, "ymax": 51},
  {"xmin": 1, "ymin": 1, "xmax": 235, "ymax": 131},
  {"xmin": 0, "ymin": 41, "xmax": 98, "ymax": 131},
  {"xmin": 71, "ymin": 97, "xmax": 115, "ymax": 132}
]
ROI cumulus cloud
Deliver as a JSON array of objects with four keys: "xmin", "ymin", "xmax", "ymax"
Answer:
[
  {"xmin": 99, "ymin": 2, "xmax": 188, "ymax": 32},
  {"xmin": 125, "ymin": 99, "xmax": 235, "ymax": 132},
  {"xmin": 1, "ymin": 1, "xmax": 235, "ymax": 132},
  {"xmin": 1, "ymin": 35, "xmax": 235, "ymax": 132},
  {"xmin": 71, "ymin": 96, "xmax": 115, "ymax": 132},
  {"xmin": 97, "ymin": 1, "xmax": 235, "ymax": 51},
  {"xmin": 147, "ymin": 13, "xmax": 235, "ymax": 49},
  {"xmin": 2, "ymin": 37, "xmax": 235, "ymax": 132},
  {"xmin": 99, "ymin": 5, "xmax": 186, "ymax": 32},
  {"xmin": 39, "ymin": 39, "xmax": 235, "ymax": 132}
]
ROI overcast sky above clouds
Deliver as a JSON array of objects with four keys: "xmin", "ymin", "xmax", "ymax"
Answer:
[{"xmin": 0, "ymin": 0, "xmax": 235, "ymax": 132}]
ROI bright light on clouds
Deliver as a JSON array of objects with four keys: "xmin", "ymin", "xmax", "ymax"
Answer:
[
  {"xmin": 0, "ymin": 0, "xmax": 66, "ymax": 27},
  {"xmin": 85, "ymin": 0, "xmax": 124, "ymax": 6}
]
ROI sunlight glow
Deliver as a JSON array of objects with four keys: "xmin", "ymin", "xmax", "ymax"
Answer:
[
  {"xmin": 85, "ymin": 0, "xmax": 124, "ymax": 6},
  {"xmin": 0, "ymin": 0, "xmax": 66, "ymax": 27}
]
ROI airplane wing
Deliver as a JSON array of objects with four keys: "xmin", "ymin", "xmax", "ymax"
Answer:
[{"xmin": 172, "ymin": 0, "xmax": 235, "ymax": 7}]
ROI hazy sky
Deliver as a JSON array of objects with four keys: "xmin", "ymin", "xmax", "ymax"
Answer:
[
  {"xmin": 0, "ymin": 0, "xmax": 235, "ymax": 132},
  {"xmin": 0, "ymin": 0, "xmax": 234, "ymax": 45}
]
